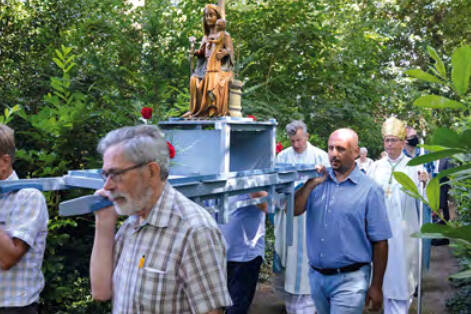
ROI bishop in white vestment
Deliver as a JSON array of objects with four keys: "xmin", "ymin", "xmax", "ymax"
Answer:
[{"xmin": 368, "ymin": 117, "xmax": 426, "ymax": 314}]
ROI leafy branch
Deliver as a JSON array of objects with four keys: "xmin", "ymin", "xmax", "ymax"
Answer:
[
  {"xmin": 395, "ymin": 44, "xmax": 471, "ymax": 279},
  {"xmin": 0, "ymin": 105, "xmax": 21, "ymax": 125}
]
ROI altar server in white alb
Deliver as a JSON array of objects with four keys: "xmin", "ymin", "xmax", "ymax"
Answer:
[
  {"xmin": 367, "ymin": 117, "xmax": 427, "ymax": 314},
  {"xmin": 274, "ymin": 120, "xmax": 329, "ymax": 313}
]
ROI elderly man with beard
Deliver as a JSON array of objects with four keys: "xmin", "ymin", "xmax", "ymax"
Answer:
[
  {"xmin": 294, "ymin": 128, "xmax": 391, "ymax": 314},
  {"xmin": 90, "ymin": 125, "xmax": 231, "ymax": 314}
]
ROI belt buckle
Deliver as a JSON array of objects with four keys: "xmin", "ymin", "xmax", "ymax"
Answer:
[{"xmin": 336, "ymin": 268, "xmax": 341, "ymax": 274}]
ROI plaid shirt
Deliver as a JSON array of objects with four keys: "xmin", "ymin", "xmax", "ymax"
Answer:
[
  {"xmin": 0, "ymin": 171, "xmax": 48, "ymax": 307},
  {"xmin": 112, "ymin": 182, "xmax": 232, "ymax": 313}
]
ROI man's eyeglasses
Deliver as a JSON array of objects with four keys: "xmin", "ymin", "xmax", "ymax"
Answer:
[
  {"xmin": 383, "ymin": 138, "xmax": 401, "ymax": 144},
  {"xmin": 100, "ymin": 162, "xmax": 148, "ymax": 182}
]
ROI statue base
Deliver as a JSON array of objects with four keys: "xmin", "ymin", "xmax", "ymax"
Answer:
[{"xmin": 159, "ymin": 117, "xmax": 277, "ymax": 176}]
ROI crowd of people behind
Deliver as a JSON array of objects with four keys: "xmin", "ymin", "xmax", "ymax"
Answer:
[{"xmin": 0, "ymin": 116, "xmax": 449, "ymax": 314}]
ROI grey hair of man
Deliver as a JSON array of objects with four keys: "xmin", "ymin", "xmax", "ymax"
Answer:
[
  {"xmin": 360, "ymin": 147, "xmax": 368, "ymax": 154},
  {"xmin": 0, "ymin": 124, "xmax": 15, "ymax": 162},
  {"xmin": 285, "ymin": 120, "xmax": 307, "ymax": 137},
  {"xmin": 97, "ymin": 125, "xmax": 169, "ymax": 180}
]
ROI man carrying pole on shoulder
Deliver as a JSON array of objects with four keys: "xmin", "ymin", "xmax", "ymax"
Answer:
[
  {"xmin": 90, "ymin": 125, "xmax": 231, "ymax": 314},
  {"xmin": 294, "ymin": 128, "xmax": 391, "ymax": 314},
  {"xmin": 0, "ymin": 124, "xmax": 49, "ymax": 314}
]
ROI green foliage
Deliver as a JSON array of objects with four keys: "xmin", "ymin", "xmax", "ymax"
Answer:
[
  {"xmin": 427, "ymin": 46, "xmax": 447, "ymax": 79},
  {"xmin": 405, "ymin": 69, "xmax": 444, "ymax": 84},
  {"xmin": 413, "ymin": 95, "xmax": 466, "ymax": 110},
  {"xmin": 451, "ymin": 269, "xmax": 471, "ymax": 280},
  {"xmin": 11, "ymin": 44, "xmax": 119, "ymax": 312},
  {"xmin": 0, "ymin": 105, "xmax": 21, "ymax": 125},
  {"xmin": 446, "ymin": 278, "xmax": 471, "ymax": 314},
  {"xmin": 416, "ymin": 224, "xmax": 471, "ymax": 244},
  {"xmin": 451, "ymin": 46, "xmax": 471, "ymax": 96},
  {"xmin": 393, "ymin": 171, "xmax": 420, "ymax": 198},
  {"xmin": 396, "ymin": 45, "xmax": 471, "ymax": 284},
  {"xmin": 2, "ymin": 0, "xmax": 471, "ymax": 311}
]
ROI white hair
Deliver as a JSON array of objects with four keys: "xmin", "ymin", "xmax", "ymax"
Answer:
[
  {"xmin": 360, "ymin": 147, "xmax": 368, "ymax": 154},
  {"xmin": 286, "ymin": 120, "xmax": 307, "ymax": 136},
  {"xmin": 97, "ymin": 125, "xmax": 169, "ymax": 179}
]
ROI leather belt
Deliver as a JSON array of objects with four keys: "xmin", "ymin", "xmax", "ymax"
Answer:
[
  {"xmin": 0, "ymin": 302, "xmax": 38, "ymax": 314},
  {"xmin": 311, "ymin": 262, "xmax": 369, "ymax": 275}
]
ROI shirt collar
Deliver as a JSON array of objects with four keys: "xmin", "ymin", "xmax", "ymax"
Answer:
[
  {"xmin": 140, "ymin": 181, "xmax": 175, "ymax": 228},
  {"xmin": 292, "ymin": 142, "xmax": 312, "ymax": 156},
  {"xmin": 3, "ymin": 171, "xmax": 18, "ymax": 181},
  {"xmin": 326, "ymin": 165, "xmax": 361, "ymax": 185},
  {"xmin": 403, "ymin": 147, "xmax": 420, "ymax": 158},
  {"xmin": 387, "ymin": 152, "xmax": 405, "ymax": 164}
]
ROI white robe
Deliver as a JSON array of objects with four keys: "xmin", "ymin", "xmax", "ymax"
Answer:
[
  {"xmin": 275, "ymin": 143, "xmax": 329, "ymax": 294},
  {"xmin": 368, "ymin": 153, "xmax": 423, "ymax": 300},
  {"xmin": 356, "ymin": 157, "xmax": 374, "ymax": 173}
]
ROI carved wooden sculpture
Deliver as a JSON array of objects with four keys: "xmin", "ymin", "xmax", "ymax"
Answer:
[{"xmin": 184, "ymin": 3, "xmax": 234, "ymax": 118}]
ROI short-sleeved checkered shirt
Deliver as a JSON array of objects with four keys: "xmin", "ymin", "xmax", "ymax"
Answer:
[
  {"xmin": 112, "ymin": 182, "xmax": 232, "ymax": 313},
  {"xmin": 0, "ymin": 171, "xmax": 48, "ymax": 307}
]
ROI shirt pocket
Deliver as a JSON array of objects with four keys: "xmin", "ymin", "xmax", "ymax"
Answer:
[{"xmin": 137, "ymin": 265, "xmax": 178, "ymax": 313}]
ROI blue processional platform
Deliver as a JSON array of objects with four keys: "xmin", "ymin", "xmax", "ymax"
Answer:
[{"xmin": 0, "ymin": 117, "xmax": 319, "ymax": 245}]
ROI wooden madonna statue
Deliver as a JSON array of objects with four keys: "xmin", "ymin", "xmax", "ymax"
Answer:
[{"xmin": 183, "ymin": 1, "xmax": 242, "ymax": 118}]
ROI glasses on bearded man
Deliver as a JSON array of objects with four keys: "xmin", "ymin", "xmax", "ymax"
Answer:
[{"xmin": 100, "ymin": 162, "xmax": 148, "ymax": 182}]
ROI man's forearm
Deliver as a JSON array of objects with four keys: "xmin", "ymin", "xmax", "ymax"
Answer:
[
  {"xmin": 294, "ymin": 180, "xmax": 316, "ymax": 216},
  {"xmin": 0, "ymin": 229, "xmax": 28, "ymax": 270},
  {"xmin": 371, "ymin": 240, "xmax": 388, "ymax": 288},
  {"xmin": 90, "ymin": 219, "xmax": 115, "ymax": 301}
]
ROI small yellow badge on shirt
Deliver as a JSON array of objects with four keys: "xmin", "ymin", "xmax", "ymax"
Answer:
[{"xmin": 138, "ymin": 255, "xmax": 145, "ymax": 269}]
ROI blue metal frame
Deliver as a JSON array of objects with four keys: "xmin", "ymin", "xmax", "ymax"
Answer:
[
  {"xmin": 0, "ymin": 119, "xmax": 321, "ymax": 246},
  {"xmin": 0, "ymin": 165, "xmax": 319, "ymax": 246}
]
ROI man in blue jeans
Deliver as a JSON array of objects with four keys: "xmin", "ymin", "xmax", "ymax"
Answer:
[
  {"xmin": 294, "ymin": 128, "xmax": 392, "ymax": 314},
  {"xmin": 218, "ymin": 191, "xmax": 268, "ymax": 314}
]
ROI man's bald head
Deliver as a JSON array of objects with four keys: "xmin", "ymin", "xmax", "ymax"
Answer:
[
  {"xmin": 328, "ymin": 128, "xmax": 360, "ymax": 176},
  {"xmin": 329, "ymin": 128, "xmax": 359, "ymax": 150}
]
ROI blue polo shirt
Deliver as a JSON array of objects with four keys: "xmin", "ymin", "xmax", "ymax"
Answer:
[{"xmin": 306, "ymin": 166, "xmax": 391, "ymax": 269}]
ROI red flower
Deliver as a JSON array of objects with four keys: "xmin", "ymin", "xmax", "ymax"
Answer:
[
  {"xmin": 247, "ymin": 115, "xmax": 257, "ymax": 121},
  {"xmin": 167, "ymin": 141, "xmax": 175, "ymax": 159},
  {"xmin": 276, "ymin": 142, "xmax": 283, "ymax": 154},
  {"xmin": 141, "ymin": 107, "xmax": 153, "ymax": 119}
]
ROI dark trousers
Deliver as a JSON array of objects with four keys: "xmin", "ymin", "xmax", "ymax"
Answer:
[
  {"xmin": 226, "ymin": 256, "xmax": 263, "ymax": 314},
  {"xmin": 0, "ymin": 303, "xmax": 38, "ymax": 314}
]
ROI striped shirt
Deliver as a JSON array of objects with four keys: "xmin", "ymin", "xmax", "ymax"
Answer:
[
  {"xmin": 112, "ymin": 182, "xmax": 232, "ymax": 313},
  {"xmin": 0, "ymin": 171, "xmax": 48, "ymax": 307}
]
